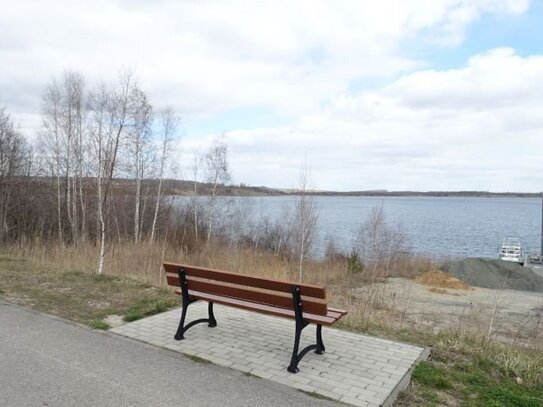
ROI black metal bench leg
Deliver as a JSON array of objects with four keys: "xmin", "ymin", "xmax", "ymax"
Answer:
[
  {"xmin": 208, "ymin": 302, "xmax": 217, "ymax": 327},
  {"xmin": 174, "ymin": 268, "xmax": 218, "ymax": 340},
  {"xmin": 175, "ymin": 268, "xmax": 192, "ymax": 340},
  {"xmin": 287, "ymin": 286, "xmax": 328, "ymax": 373},
  {"xmin": 316, "ymin": 324, "xmax": 325, "ymax": 354},
  {"xmin": 287, "ymin": 320, "xmax": 303, "ymax": 373},
  {"xmin": 174, "ymin": 296, "xmax": 189, "ymax": 340}
]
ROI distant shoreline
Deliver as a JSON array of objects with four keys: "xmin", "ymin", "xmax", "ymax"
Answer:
[
  {"xmin": 283, "ymin": 191, "xmax": 542, "ymax": 198},
  {"xmin": 163, "ymin": 179, "xmax": 542, "ymax": 198},
  {"xmin": 25, "ymin": 176, "xmax": 543, "ymax": 198}
]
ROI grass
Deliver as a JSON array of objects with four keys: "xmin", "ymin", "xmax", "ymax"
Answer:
[
  {"xmin": 0, "ymin": 255, "xmax": 180, "ymax": 329},
  {"xmin": 184, "ymin": 354, "xmax": 212, "ymax": 364},
  {"xmin": 393, "ymin": 336, "xmax": 543, "ymax": 406},
  {"xmin": 406, "ymin": 355, "xmax": 543, "ymax": 407},
  {"xmin": 413, "ymin": 362, "xmax": 453, "ymax": 390},
  {"xmin": 123, "ymin": 294, "xmax": 179, "ymax": 322},
  {"xmin": 88, "ymin": 319, "xmax": 111, "ymax": 330}
]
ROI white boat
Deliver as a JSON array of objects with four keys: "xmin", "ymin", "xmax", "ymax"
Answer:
[{"xmin": 498, "ymin": 237, "xmax": 525, "ymax": 265}]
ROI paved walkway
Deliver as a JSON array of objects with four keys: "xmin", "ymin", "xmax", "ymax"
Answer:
[
  {"xmin": 111, "ymin": 303, "xmax": 429, "ymax": 407},
  {"xmin": 0, "ymin": 301, "xmax": 336, "ymax": 407}
]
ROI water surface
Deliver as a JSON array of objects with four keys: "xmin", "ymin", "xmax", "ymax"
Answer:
[{"xmin": 177, "ymin": 196, "xmax": 542, "ymax": 259}]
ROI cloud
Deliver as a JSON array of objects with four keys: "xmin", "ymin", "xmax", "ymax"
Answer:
[
  {"xmin": 0, "ymin": 1, "xmax": 528, "ymax": 117},
  {"xmin": 385, "ymin": 48, "xmax": 543, "ymax": 109},
  {"xmin": 207, "ymin": 48, "xmax": 543, "ymax": 191}
]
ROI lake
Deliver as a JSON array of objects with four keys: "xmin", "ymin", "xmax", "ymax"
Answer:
[{"xmin": 209, "ymin": 196, "xmax": 543, "ymax": 259}]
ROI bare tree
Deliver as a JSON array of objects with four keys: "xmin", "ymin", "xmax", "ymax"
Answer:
[
  {"xmin": 0, "ymin": 108, "xmax": 30, "ymax": 242},
  {"xmin": 204, "ymin": 137, "xmax": 230, "ymax": 244},
  {"xmin": 60, "ymin": 71, "xmax": 87, "ymax": 244},
  {"xmin": 190, "ymin": 153, "xmax": 203, "ymax": 243},
  {"xmin": 150, "ymin": 106, "xmax": 179, "ymax": 242},
  {"xmin": 40, "ymin": 72, "xmax": 88, "ymax": 245},
  {"xmin": 354, "ymin": 205, "xmax": 408, "ymax": 279},
  {"xmin": 40, "ymin": 80, "xmax": 64, "ymax": 244},
  {"xmin": 292, "ymin": 160, "xmax": 318, "ymax": 282},
  {"xmin": 89, "ymin": 71, "xmax": 135, "ymax": 274},
  {"xmin": 126, "ymin": 86, "xmax": 152, "ymax": 243}
]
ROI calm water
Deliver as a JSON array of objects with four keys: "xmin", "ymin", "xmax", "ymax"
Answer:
[{"xmin": 221, "ymin": 196, "xmax": 542, "ymax": 259}]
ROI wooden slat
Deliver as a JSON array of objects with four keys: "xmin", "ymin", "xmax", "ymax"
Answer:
[
  {"xmin": 328, "ymin": 307, "xmax": 348, "ymax": 316},
  {"xmin": 164, "ymin": 262, "xmax": 326, "ymax": 299},
  {"xmin": 177, "ymin": 289, "xmax": 341, "ymax": 326},
  {"xmin": 192, "ymin": 278, "xmax": 327, "ymax": 315},
  {"xmin": 166, "ymin": 274, "xmax": 328, "ymax": 315},
  {"xmin": 326, "ymin": 310, "xmax": 344, "ymax": 320}
]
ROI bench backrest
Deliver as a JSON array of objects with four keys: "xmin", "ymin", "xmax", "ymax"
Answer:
[{"xmin": 163, "ymin": 262, "xmax": 328, "ymax": 316}]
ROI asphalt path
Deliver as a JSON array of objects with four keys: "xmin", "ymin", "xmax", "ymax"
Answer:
[{"xmin": 0, "ymin": 301, "xmax": 335, "ymax": 406}]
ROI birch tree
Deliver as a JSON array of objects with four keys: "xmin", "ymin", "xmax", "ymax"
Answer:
[
  {"xmin": 150, "ymin": 106, "xmax": 179, "ymax": 242},
  {"xmin": 40, "ymin": 72, "xmax": 88, "ymax": 244},
  {"xmin": 89, "ymin": 72, "xmax": 134, "ymax": 274},
  {"xmin": 191, "ymin": 153, "xmax": 202, "ymax": 243},
  {"xmin": 293, "ymin": 161, "xmax": 318, "ymax": 282},
  {"xmin": 0, "ymin": 108, "xmax": 29, "ymax": 242},
  {"xmin": 126, "ymin": 87, "xmax": 152, "ymax": 243},
  {"xmin": 59, "ymin": 71, "xmax": 86, "ymax": 243},
  {"xmin": 204, "ymin": 138, "xmax": 230, "ymax": 244},
  {"xmin": 40, "ymin": 80, "xmax": 64, "ymax": 243}
]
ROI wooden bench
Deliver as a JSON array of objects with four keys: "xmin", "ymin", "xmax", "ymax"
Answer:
[{"xmin": 163, "ymin": 262, "xmax": 347, "ymax": 373}]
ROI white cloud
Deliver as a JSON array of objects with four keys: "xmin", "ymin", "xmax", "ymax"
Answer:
[
  {"xmin": 210, "ymin": 48, "xmax": 543, "ymax": 191},
  {"xmin": 1, "ymin": 1, "xmax": 528, "ymax": 115}
]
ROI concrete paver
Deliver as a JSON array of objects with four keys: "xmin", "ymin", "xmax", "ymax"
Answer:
[{"xmin": 111, "ymin": 302, "xmax": 429, "ymax": 407}]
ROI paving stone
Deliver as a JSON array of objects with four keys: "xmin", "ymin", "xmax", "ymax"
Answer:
[
  {"xmin": 340, "ymin": 395, "xmax": 370, "ymax": 407},
  {"xmin": 110, "ymin": 303, "xmax": 427, "ymax": 407}
]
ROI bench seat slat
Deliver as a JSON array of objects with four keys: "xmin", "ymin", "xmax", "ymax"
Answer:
[
  {"xmin": 328, "ymin": 307, "xmax": 348, "ymax": 316},
  {"xmin": 164, "ymin": 263, "xmax": 326, "ymax": 299},
  {"xmin": 326, "ymin": 310, "xmax": 344, "ymax": 320},
  {"xmin": 175, "ymin": 289, "xmax": 341, "ymax": 326},
  {"xmin": 166, "ymin": 274, "xmax": 328, "ymax": 315}
]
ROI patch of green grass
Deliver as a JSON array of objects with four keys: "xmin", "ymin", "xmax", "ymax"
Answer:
[
  {"xmin": 92, "ymin": 274, "xmax": 119, "ymax": 283},
  {"xmin": 123, "ymin": 290, "xmax": 179, "ymax": 322},
  {"xmin": 478, "ymin": 382, "xmax": 543, "ymax": 407},
  {"xmin": 409, "ymin": 352, "xmax": 543, "ymax": 407},
  {"xmin": 413, "ymin": 362, "xmax": 453, "ymax": 390},
  {"xmin": 88, "ymin": 319, "xmax": 111, "ymax": 330},
  {"xmin": 184, "ymin": 354, "xmax": 211, "ymax": 364}
]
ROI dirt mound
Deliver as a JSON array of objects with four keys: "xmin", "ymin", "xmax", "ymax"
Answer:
[
  {"xmin": 441, "ymin": 258, "xmax": 543, "ymax": 292},
  {"xmin": 415, "ymin": 270, "xmax": 472, "ymax": 290}
]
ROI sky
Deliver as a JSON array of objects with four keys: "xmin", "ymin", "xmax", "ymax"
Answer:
[{"xmin": 1, "ymin": 0, "xmax": 543, "ymax": 192}]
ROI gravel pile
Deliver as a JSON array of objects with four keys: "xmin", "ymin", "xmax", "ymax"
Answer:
[
  {"xmin": 440, "ymin": 258, "xmax": 543, "ymax": 292},
  {"xmin": 414, "ymin": 270, "xmax": 472, "ymax": 290}
]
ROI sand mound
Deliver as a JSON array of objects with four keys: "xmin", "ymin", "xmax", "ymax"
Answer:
[
  {"xmin": 441, "ymin": 258, "xmax": 543, "ymax": 292},
  {"xmin": 415, "ymin": 270, "xmax": 472, "ymax": 290}
]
